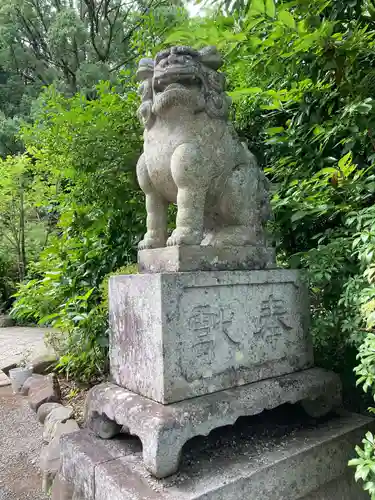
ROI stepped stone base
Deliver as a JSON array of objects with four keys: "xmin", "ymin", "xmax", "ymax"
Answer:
[
  {"xmin": 53, "ymin": 410, "xmax": 372, "ymax": 500},
  {"xmin": 85, "ymin": 368, "xmax": 341, "ymax": 478},
  {"xmin": 138, "ymin": 245, "xmax": 276, "ymax": 273}
]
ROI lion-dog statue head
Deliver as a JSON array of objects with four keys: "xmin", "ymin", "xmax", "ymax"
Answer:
[{"xmin": 136, "ymin": 46, "xmax": 232, "ymax": 128}]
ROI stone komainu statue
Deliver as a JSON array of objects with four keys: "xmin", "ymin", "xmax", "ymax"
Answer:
[{"xmin": 136, "ymin": 45, "xmax": 271, "ymax": 250}]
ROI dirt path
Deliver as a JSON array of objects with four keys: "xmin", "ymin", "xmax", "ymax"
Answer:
[
  {"xmin": 0, "ymin": 386, "xmax": 48, "ymax": 500},
  {"xmin": 0, "ymin": 327, "xmax": 57, "ymax": 498}
]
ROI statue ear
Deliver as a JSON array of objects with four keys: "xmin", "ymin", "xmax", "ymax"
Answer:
[
  {"xmin": 199, "ymin": 46, "xmax": 223, "ymax": 70},
  {"xmin": 136, "ymin": 58, "xmax": 154, "ymax": 81}
]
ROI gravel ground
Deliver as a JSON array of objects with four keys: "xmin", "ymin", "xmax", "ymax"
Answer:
[
  {"xmin": 0, "ymin": 327, "xmax": 53, "ymax": 368},
  {"xmin": 0, "ymin": 386, "xmax": 48, "ymax": 500}
]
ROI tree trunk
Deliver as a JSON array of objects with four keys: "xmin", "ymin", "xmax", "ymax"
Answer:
[{"xmin": 19, "ymin": 189, "xmax": 26, "ymax": 281}]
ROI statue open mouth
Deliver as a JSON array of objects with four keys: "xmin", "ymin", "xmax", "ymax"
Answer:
[{"xmin": 153, "ymin": 71, "xmax": 202, "ymax": 95}]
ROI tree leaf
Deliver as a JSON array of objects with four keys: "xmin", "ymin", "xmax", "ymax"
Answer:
[
  {"xmin": 338, "ymin": 151, "xmax": 352, "ymax": 170},
  {"xmin": 250, "ymin": 0, "xmax": 265, "ymax": 14},
  {"xmin": 266, "ymin": 126, "xmax": 285, "ymax": 135},
  {"xmin": 291, "ymin": 210, "xmax": 307, "ymax": 222},
  {"xmin": 278, "ymin": 10, "xmax": 296, "ymax": 29},
  {"xmin": 228, "ymin": 87, "xmax": 262, "ymax": 101},
  {"xmin": 265, "ymin": 0, "xmax": 276, "ymax": 17}
]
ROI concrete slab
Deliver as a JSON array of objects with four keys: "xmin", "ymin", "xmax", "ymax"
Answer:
[{"xmin": 55, "ymin": 409, "xmax": 372, "ymax": 500}]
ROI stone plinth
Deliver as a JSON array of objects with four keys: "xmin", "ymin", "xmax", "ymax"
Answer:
[
  {"xmin": 109, "ymin": 269, "xmax": 313, "ymax": 404},
  {"xmin": 54, "ymin": 410, "xmax": 371, "ymax": 500},
  {"xmin": 85, "ymin": 368, "xmax": 342, "ymax": 478},
  {"xmin": 138, "ymin": 246, "xmax": 276, "ymax": 273}
]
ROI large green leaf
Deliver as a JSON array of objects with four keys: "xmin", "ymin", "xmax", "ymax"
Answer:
[
  {"xmin": 278, "ymin": 10, "xmax": 296, "ymax": 28},
  {"xmin": 265, "ymin": 0, "xmax": 275, "ymax": 17},
  {"xmin": 250, "ymin": 0, "xmax": 265, "ymax": 14}
]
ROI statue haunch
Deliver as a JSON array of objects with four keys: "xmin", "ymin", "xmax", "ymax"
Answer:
[{"xmin": 136, "ymin": 45, "xmax": 271, "ymax": 249}]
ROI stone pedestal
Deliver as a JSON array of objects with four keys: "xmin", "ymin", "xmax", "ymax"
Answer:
[
  {"xmin": 60, "ymin": 42, "xmax": 359, "ymax": 499},
  {"xmin": 82, "ymin": 260, "xmax": 345, "ymax": 479},
  {"xmin": 109, "ymin": 269, "xmax": 313, "ymax": 404},
  {"xmin": 53, "ymin": 410, "xmax": 373, "ymax": 500},
  {"xmin": 85, "ymin": 368, "xmax": 341, "ymax": 478},
  {"xmin": 138, "ymin": 245, "xmax": 276, "ymax": 273}
]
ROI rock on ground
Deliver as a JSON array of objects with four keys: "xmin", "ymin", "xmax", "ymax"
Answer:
[{"xmin": 0, "ymin": 386, "xmax": 49, "ymax": 500}]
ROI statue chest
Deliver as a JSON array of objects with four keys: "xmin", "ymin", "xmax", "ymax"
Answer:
[{"xmin": 143, "ymin": 131, "xmax": 183, "ymax": 201}]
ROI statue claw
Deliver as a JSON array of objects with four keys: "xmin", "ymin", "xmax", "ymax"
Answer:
[
  {"xmin": 166, "ymin": 228, "xmax": 202, "ymax": 247},
  {"xmin": 138, "ymin": 233, "xmax": 166, "ymax": 250}
]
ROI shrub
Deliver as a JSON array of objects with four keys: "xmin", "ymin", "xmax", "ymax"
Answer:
[{"xmin": 11, "ymin": 82, "xmax": 145, "ymax": 382}]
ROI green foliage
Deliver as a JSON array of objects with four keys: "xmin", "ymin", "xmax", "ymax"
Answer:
[
  {"xmin": 1, "ymin": 3, "xmax": 185, "ymax": 381},
  {"xmin": 349, "ymin": 203, "xmax": 375, "ymax": 497},
  {"xmin": 0, "ymin": 153, "xmax": 50, "ymax": 305},
  {"xmin": 349, "ymin": 431, "xmax": 375, "ymax": 499},
  {"xmin": 10, "ymin": 83, "xmax": 145, "ymax": 381},
  {"xmin": 0, "ymin": 253, "xmax": 16, "ymax": 311},
  {"xmin": 0, "ymin": 0, "xmax": 187, "ymax": 156}
]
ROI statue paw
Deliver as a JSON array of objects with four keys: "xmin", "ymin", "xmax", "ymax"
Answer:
[
  {"xmin": 167, "ymin": 228, "xmax": 202, "ymax": 246},
  {"xmin": 138, "ymin": 232, "xmax": 166, "ymax": 250}
]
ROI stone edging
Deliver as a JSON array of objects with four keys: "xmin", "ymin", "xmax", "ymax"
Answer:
[{"xmin": 19, "ymin": 373, "xmax": 80, "ymax": 494}]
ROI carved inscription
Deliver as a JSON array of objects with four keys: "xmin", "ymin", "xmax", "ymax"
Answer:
[
  {"xmin": 255, "ymin": 294, "xmax": 292, "ymax": 345},
  {"xmin": 181, "ymin": 305, "xmax": 237, "ymax": 381}
]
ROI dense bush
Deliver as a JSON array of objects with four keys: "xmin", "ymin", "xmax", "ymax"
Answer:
[
  {"xmin": 11, "ymin": 82, "xmax": 145, "ymax": 381},
  {"xmin": 5, "ymin": 2, "xmax": 187, "ymax": 382}
]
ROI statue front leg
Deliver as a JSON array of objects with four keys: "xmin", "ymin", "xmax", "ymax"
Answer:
[
  {"xmin": 167, "ymin": 143, "xmax": 207, "ymax": 246},
  {"xmin": 137, "ymin": 153, "xmax": 168, "ymax": 250}
]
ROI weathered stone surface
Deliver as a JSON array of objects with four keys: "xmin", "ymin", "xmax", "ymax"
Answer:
[
  {"xmin": 58, "ymin": 411, "xmax": 371, "ymax": 500},
  {"xmin": 110, "ymin": 269, "xmax": 313, "ymax": 404},
  {"xmin": 138, "ymin": 245, "xmax": 276, "ymax": 273},
  {"xmin": 38, "ymin": 402, "xmax": 65, "ymax": 424},
  {"xmin": 0, "ymin": 369, "xmax": 10, "ymax": 387},
  {"xmin": 59, "ymin": 429, "xmax": 141, "ymax": 500},
  {"xmin": 51, "ymin": 475, "xmax": 75, "ymax": 500},
  {"xmin": 42, "ymin": 470, "xmax": 57, "ymax": 494},
  {"xmin": 28, "ymin": 373, "xmax": 61, "ymax": 411},
  {"xmin": 41, "ymin": 420, "xmax": 80, "ymax": 468},
  {"xmin": 40, "ymin": 419, "xmax": 80, "ymax": 493},
  {"xmin": 30, "ymin": 353, "xmax": 58, "ymax": 374},
  {"xmin": 135, "ymin": 47, "xmax": 273, "ymax": 253},
  {"xmin": 43, "ymin": 406, "xmax": 75, "ymax": 442},
  {"xmin": 20, "ymin": 373, "xmax": 45, "ymax": 395},
  {"xmin": 86, "ymin": 411, "xmax": 122, "ymax": 439},
  {"xmin": 300, "ymin": 472, "xmax": 368, "ymax": 500},
  {"xmin": 40, "ymin": 438, "xmax": 63, "ymax": 476},
  {"xmin": 53, "ymin": 420, "xmax": 80, "ymax": 441},
  {"xmin": 86, "ymin": 368, "xmax": 341, "ymax": 478}
]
